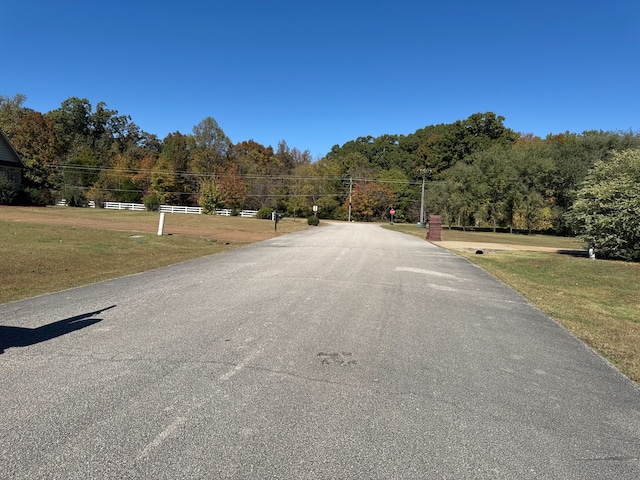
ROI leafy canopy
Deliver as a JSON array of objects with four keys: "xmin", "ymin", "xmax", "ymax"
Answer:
[{"xmin": 567, "ymin": 149, "xmax": 640, "ymax": 261}]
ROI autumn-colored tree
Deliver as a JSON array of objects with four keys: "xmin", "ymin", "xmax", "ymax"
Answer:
[
  {"xmin": 275, "ymin": 140, "xmax": 295, "ymax": 173},
  {"xmin": 159, "ymin": 132, "xmax": 194, "ymax": 202},
  {"xmin": 227, "ymin": 139, "xmax": 274, "ymax": 174},
  {"xmin": 227, "ymin": 139, "xmax": 281, "ymax": 208},
  {"xmin": 291, "ymin": 147, "xmax": 312, "ymax": 167},
  {"xmin": 347, "ymin": 182, "xmax": 395, "ymax": 222},
  {"xmin": 133, "ymin": 154, "xmax": 157, "ymax": 197},
  {"xmin": 12, "ymin": 112, "xmax": 61, "ymax": 188},
  {"xmin": 0, "ymin": 93, "xmax": 32, "ymax": 137},
  {"xmin": 219, "ymin": 164, "xmax": 247, "ymax": 209}
]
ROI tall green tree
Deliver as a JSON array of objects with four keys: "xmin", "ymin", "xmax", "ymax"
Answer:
[
  {"xmin": 189, "ymin": 117, "xmax": 230, "ymax": 177},
  {"xmin": 444, "ymin": 161, "xmax": 482, "ymax": 229},
  {"xmin": 468, "ymin": 145, "xmax": 515, "ymax": 231},
  {"xmin": 46, "ymin": 97, "xmax": 93, "ymax": 155},
  {"xmin": 510, "ymin": 139, "xmax": 557, "ymax": 232},
  {"xmin": 567, "ymin": 149, "xmax": 640, "ymax": 261},
  {"xmin": 547, "ymin": 130, "xmax": 640, "ymax": 232},
  {"xmin": 0, "ymin": 93, "xmax": 32, "ymax": 137},
  {"xmin": 158, "ymin": 132, "xmax": 193, "ymax": 202},
  {"xmin": 375, "ymin": 169, "xmax": 413, "ymax": 221}
]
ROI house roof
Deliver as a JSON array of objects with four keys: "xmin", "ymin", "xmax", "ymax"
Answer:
[{"xmin": 0, "ymin": 129, "xmax": 25, "ymax": 169}]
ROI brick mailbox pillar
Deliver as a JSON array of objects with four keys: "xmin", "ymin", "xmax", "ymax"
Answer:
[{"xmin": 426, "ymin": 215, "xmax": 442, "ymax": 241}]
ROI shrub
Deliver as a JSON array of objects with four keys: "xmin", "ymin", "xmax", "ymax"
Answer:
[
  {"xmin": 307, "ymin": 215, "xmax": 320, "ymax": 226},
  {"xmin": 257, "ymin": 206, "xmax": 273, "ymax": 219},
  {"xmin": 62, "ymin": 186, "xmax": 87, "ymax": 207},
  {"xmin": 86, "ymin": 187, "xmax": 106, "ymax": 208},
  {"xmin": 143, "ymin": 192, "xmax": 162, "ymax": 211},
  {"xmin": 21, "ymin": 187, "xmax": 51, "ymax": 206},
  {"xmin": 0, "ymin": 177, "xmax": 17, "ymax": 204},
  {"xmin": 199, "ymin": 184, "xmax": 221, "ymax": 214}
]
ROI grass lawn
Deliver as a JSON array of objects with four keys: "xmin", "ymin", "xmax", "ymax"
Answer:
[{"xmin": 0, "ymin": 206, "xmax": 310, "ymax": 304}]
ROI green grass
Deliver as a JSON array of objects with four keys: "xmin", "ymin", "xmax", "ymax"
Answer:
[
  {"xmin": 0, "ymin": 220, "xmax": 238, "ymax": 304},
  {"xmin": 0, "ymin": 206, "xmax": 310, "ymax": 304}
]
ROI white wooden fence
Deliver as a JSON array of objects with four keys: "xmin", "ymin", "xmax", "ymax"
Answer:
[
  {"xmin": 216, "ymin": 208, "xmax": 259, "ymax": 218},
  {"xmin": 102, "ymin": 201, "xmax": 146, "ymax": 211},
  {"xmin": 160, "ymin": 205, "xmax": 202, "ymax": 214},
  {"xmin": 57, "ymin": 200, "xmax": 258, "ymax": 217}
]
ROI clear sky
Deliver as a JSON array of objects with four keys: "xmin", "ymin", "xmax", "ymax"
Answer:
[{"xmin": 2, "ymin": 0, "xmax": 639, "ymax": 158}]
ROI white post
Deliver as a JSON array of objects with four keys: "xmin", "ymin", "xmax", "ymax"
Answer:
[{"xmin": 157, "ymin": 212, "xmax": 166, "ymax": 236}]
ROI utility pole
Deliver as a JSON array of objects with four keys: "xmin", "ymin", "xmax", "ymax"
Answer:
[
  {"xmin": 348, "ymin": 176, "xmax": 353, "ymax": 222},
  {"xmin": 417, "ymin": 168, "xmax": 431, "ymax": 227},
  {"xmin": 420, "ymin": 175, "xmax": 425, "ymax": 227}
]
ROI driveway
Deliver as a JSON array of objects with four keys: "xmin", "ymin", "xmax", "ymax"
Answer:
[{"xmin": 1, "ymin": 222, "xmax": 638, "ymax": 478}]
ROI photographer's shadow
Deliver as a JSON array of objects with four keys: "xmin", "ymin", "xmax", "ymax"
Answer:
[{"xmin": 0, "ymin": 305, "xmax": 115, "ymax": 354}]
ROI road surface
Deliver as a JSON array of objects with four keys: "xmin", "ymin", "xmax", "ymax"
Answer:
[{"xmin": 1, "ymin": 222, "xmax": 639, "ymax": 479}]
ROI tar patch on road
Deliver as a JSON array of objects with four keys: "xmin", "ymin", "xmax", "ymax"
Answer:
[{"xmin": 317, "ymin": 351, "xmax": 357, "ymax": 366}]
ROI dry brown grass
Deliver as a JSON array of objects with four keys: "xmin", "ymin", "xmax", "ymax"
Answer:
[{"xmin": 0, "ymin": 206, "xmax": 310, "ymax": 303}]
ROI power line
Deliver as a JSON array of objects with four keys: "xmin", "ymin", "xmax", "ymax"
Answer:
[{"xmin": 49, "ymin": 163, "xmax": 425, "ymax": 186}]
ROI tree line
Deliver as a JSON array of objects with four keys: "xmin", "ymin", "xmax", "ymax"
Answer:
[{"xmin": 1, "ymin": 94, "xmax": 639, "ymax": 260}]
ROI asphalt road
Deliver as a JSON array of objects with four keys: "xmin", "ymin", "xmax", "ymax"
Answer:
[{"xmin": 1, "ymin": 222, "xmax": 639, "ymax": 479}]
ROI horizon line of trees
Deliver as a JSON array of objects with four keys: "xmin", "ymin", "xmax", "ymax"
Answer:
[{"xmin": 2, "ymin": 93, "xmax": 639, "ymax": 260}]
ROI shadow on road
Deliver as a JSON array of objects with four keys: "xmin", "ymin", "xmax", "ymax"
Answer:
[{"xmin": 0, "ymin": 305, "xmax": 116, "ymax": 354}]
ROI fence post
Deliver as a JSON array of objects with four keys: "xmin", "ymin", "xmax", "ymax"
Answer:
[{"xmin": 157, "ymin": 212, "xmax": 166, "ymax": 236}]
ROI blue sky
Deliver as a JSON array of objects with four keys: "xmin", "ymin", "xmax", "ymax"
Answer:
[{"xmin": 2, "ymin": 0, "xmax": 639, "ymax": 158}]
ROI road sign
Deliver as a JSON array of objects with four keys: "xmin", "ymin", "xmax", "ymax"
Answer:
[{"xmin": 390, "ymin": 209, "xmax": 395, "ymax": 215}]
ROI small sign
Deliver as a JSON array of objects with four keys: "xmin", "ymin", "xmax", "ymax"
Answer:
[{"xmin": 390, "ymin": 209, "xmax": 395, "ymax": 215}]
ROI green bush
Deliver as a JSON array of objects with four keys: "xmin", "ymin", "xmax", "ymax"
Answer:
[
  {"xmin": 62, "ymin": 186, "xmax": 87, "ymax": 207},
  {"xmin": 21, "ymin": 187, "xmax": 51, "ymax": 206},
  {"xmin": 0, "ymin": 177, "xmax": 17, "ymax": 205},
  {"xmin": 257, "ymin": 206, "xmax": 273, "ymax": 219},
  {"xmin": 87, "ymin": 188, "xmax": 106, "ymax": 208},
  {"xmin": 307, "ymin": 215, "xmax": 320, "ymax": 226},
  {"xmin": 199, "ymin": 184, "xmax": 221, "ymax": 214},
  {"xmin": 567, "ymin": 149, "xmax": 640, "ymax": 261},
  {"xmin": 143, "ymin": 192, "xmax": 162, "ymax": 211}
]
